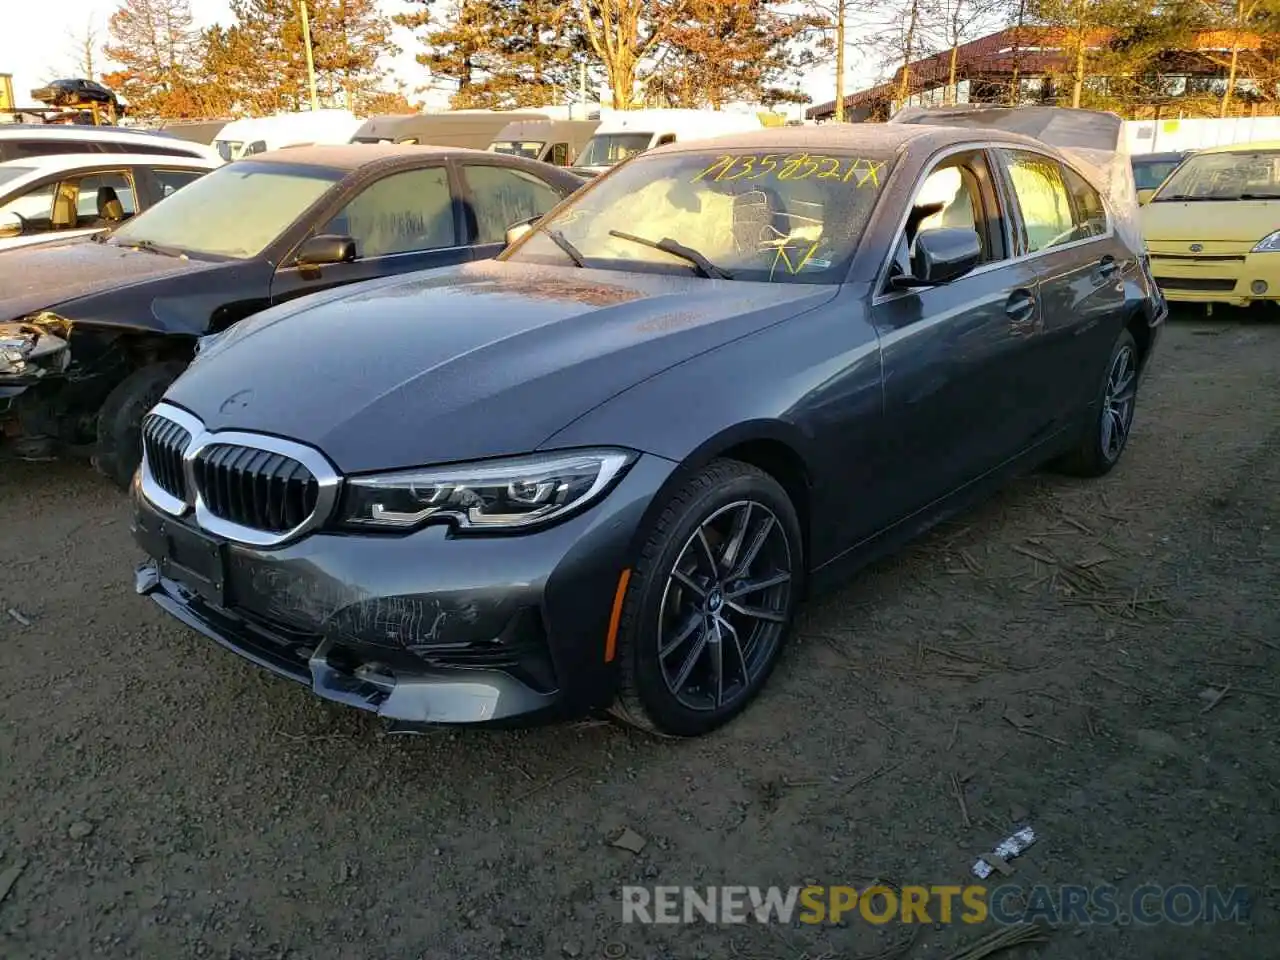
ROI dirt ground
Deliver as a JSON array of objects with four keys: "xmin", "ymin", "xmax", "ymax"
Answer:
[{"xmin": 1, "ymin": 310, "xmax": 1277, "ymax": 960}]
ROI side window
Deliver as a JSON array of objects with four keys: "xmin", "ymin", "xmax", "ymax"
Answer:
[
  {"xmin": 0, "ymin": 181, "xmax": 57, "ymax": 233},
  {"xmin": 152, "ymin": 168, "xmax": 204, "ymax": 198},
  {"xmin": 1002, "ymin": 151, "xmax": 1076, "ymax": 253},
  {"xmin": 319, "ymin": 166, "xmax": 455, "ymax": 258},
  {"xmin": 56, "ymin": 171, "xmax": 137, "ymax": 228},
  {"xmin": 1060, "ymin": 164, "xmax": 1107, "ymax": 241},
  {"xmin": 891, "ymin": 150, "xmax": 1004, "ymax": 284},
  {"xmin": 461, "ymin": 165, "xmax": 564, "ymax": 244},
  {"xmin": 654, "ymin": 134, "xmax": 676, "ymax": 147},
  {"xmin": 549, "ymin": 142, "xmax": 570, "ymax": 166},
  {"xmin": 5, "ymin": 140, "xmax": 90, "ymax": 160}
]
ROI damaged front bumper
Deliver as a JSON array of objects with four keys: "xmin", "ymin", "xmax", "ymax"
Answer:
[
  {"xmin": 131, "ymin": 455, "xmax": 675, "ymax": 728},
  {"xmin": 0, "ymin": 319, "xmax": 70, "ymax": 404}
]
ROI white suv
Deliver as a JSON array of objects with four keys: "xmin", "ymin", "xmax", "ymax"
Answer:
[
  {"xmin": 0, "ymin": 124, "xmax": 220, "ymax": 164},
  {"xmin": 0, "ymin": 153, "xmax": 218, "ymax": 252}
]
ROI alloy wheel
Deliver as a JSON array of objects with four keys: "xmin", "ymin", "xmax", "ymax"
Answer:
[
  {"xmin": 656, "ymin": 500, "xmax": 793, "ymax": 712},
  {"xmin": 1101, "ymin": 345, "xmax": 1137, "ymax": 463}
]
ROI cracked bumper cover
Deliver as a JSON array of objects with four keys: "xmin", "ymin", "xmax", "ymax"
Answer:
[{"xmin": 132, "ymin": 453, "xmax": 676, "ymax": 727}]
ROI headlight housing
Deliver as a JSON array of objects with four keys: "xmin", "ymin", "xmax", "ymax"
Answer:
[
  {"xmin": 1253, "ymin": 231, "xmax": 1280, "ymax": 253},
  {"xmin": 338, "ymin": 449, "xmax": 635, "ymax": 533}
]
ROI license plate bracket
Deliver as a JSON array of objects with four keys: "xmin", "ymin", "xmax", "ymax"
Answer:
[{"xmin": 151, "ymin": 520, "xmax": 228, "ymax": 607}]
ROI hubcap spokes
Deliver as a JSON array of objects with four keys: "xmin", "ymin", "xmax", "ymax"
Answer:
[
  {"xmin": 657, "ymin": 501, "xmax": 793, "ymax": 711},
  {"xmin": 1102, "ymin": 346, "xmax": 1136, "ymax": 462}
]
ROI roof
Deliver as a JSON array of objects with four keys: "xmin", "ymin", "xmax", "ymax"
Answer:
[
  {"xmin": 1133, "ymin": 151, "xmax": 1190, "ymax": 162},
  {"xmin": 1196, "ymin": 139, "xmax": 1280, "ymax": 154},
  {"xmin": 0, "ymin": 152, "xmax": 217, "ymax": 171},
  {"xmin": 653, "ymin": 123, "xmax": 1044, "ymax": 157},
  {"xmin": 247, "ymin": 142, "xmax": 487, "ymax": 170},
  {"xmin": 0, "ymin": 124, "xmax": 177, "ymax": 141},
  {"xmin": 353, "ymin": 112, "xmax": 549, "ymax": 139}
]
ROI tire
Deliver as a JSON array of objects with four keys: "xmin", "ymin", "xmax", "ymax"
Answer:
[
  {"xmin": 1054, "ymin": 328, "xmax": 1140, "ymax": 478},
  {"xmin": 94, "ymin": 361, "xmax": 187, "ymax": 490},
  {"xmin": 611, "ymin": 459, "xmax": 804, "ymax": 737}
]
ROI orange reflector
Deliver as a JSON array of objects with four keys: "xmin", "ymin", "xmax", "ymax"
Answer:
[{"xmin": 604, "ymin": 568, "xmax": 632, "ymax": 663}]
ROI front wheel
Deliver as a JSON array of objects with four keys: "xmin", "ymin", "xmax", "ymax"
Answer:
[
  {"xmin": 94, "ymin": 361, "xmax": 187, "ymax": 489},
  {"xmin": 611, "ymin": 460, "xmax": 803, "ymax": 737},
  {"xmin": 1054, "ymin": 328, "xmax": 1140, "ymax": 478}
]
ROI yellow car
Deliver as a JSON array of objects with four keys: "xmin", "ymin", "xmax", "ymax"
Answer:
[{"xmin": 1140, "ymin": 140, "xmax": 1280, "ymax": 306}]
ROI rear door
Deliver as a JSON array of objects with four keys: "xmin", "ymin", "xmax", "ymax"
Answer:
[
  {"xmin": 867, "ymin": 146, "xmax": 1043, "ymax": 530},
  {"xmin": 995, "ymin": 149, "xmax": 1128, "ymax": 428},
  {"xmin": 456, "ymin": 161, "xmax": 577, "ymax": 261},
  {"xmin": 269, "ymin": 162, "xmax": 470, "ymax": 304}
]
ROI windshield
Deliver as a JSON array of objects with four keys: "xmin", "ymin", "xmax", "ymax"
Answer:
[
  {"xmin": 577, "ymin": 133, "xmax": 653, "ymax": 168},
  {"xmin": 0, "ymin": 166, "xmax": 34, "ymax": 192},
  {"xmin": 1155, "ymin": 150, "xmax": 1280, "ymax": 200},
  {"xmin": 509, "ymin": 148, "xmax": 893, "ymax": 284},
  {"xmin": 110, "ymin": 161, "xmax": 341, "ymax": 259},
  {"xmin": 492, "ymin": 140, "xmax": 544, "ymax": 160},
  {"xmin": 1132, "ymin": 157, "xmax": 1183, "ymax": 191}
]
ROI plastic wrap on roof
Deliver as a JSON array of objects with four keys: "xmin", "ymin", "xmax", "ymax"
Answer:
[{"xmin": 890, "ymin": 105, "xmax": 1143, "ymax": 253}]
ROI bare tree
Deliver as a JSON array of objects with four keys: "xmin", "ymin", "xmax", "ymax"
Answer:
[
  {"xmin": 1200, "ymin": 0, "xmax": 1277, "ymax": 116},
  {"xmin": 579, "ymin": 0, "xmax": 665, "ymax": 108},
  {"xmin": 931, "ymin": 0, "xmax": 1009, "ymax": 103},
  {"xmin": 804, "ymin": 0, "xmax": 859, "ymax": 120},
  {"xmin": 68, "ymin": 19, "xmax": 102, "ymax": 79}
]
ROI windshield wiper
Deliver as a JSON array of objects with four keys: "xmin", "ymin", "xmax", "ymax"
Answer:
[
  {"xmin": 1154, "ymin": 194, "xmax": 1217, "ymax": 202},
  {"xmin": 1239, "ymin": 192, "xmax": 1280, "ymax": 200},
  {"xmin": 546, "ymin": 228, "xmax": 585, "ymax": 268},
  {"xmin": 608, "ymin": 230, "xmax": 732, "ymax": 279},
  {"xmin": 120, "ymin": 238, "xmax": 184, "ymax": 258}
]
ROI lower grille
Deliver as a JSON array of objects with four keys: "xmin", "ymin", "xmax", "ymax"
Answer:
[
  {"xmin": 193, "ymin": 443, "xmax": 319, "ymax": 533},
  {"xmin": 1154, "ymin": 277, "xmax": 1237, "ymax": 292},
  {"xmin": 141, "ymin": 413, "xmax": 190, "ymax": 499}
]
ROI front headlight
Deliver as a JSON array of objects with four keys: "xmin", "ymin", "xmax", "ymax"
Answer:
[
  {"xmin": 1253, "ymin": 231, "xmax": 1280, "ymax": 252},
  {"xmin": 338, "ymin": 449, "xmax": 635, "ymax": 532}
]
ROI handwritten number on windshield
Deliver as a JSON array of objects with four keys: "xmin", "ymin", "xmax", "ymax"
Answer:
[{"xmin": 692, "ymin": 154, "xmax": 885, "ymax": 187}]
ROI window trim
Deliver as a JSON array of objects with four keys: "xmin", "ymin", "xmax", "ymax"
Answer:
[{"xmin": 871, "ymin": 141, "xmax": 1115, "ymax": 306}]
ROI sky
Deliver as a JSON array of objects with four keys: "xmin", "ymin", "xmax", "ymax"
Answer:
[{"xmin": 1, "ymin": 0, "xmax": 879, "ymax": 117}]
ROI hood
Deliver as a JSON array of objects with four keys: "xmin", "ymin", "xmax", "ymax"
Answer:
[
  {"xmin": 0, "ymin": 238, "xmax": 222, "ymax": 323},
  {"xmin": 1141, "ymin": 199, "xmax": 1279, "ymax": 245},
  {"xmin": 168, "ymin": 260, "xmax": 835, "ymax": 472}
]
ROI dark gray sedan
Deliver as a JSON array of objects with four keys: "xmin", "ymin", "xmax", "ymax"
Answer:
[{"xmin": 131, "ymin": 115, "xmax": 1165, "ymax": 737}]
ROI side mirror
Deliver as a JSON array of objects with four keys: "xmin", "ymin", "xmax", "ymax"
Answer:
[
  {"xmin": 0, "ymin": 212, "xmax": 23, "ymax": 239},
  {"xmin": 1137, "ymin": 189, "xmax": 1154, "ymax": 206},
  {"xmin": 296, "ymin": 234, "xmax": 357, "ymax": 267},
  {"xmin": 892, "ymin": 227, "xmax": 982, "ymax": 289},
  {"xmin": 504, "ymin": 216, "xmax": 539, "ymax": 247}
]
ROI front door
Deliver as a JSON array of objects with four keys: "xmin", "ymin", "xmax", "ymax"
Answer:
[
  {"xmin": 867, "ymin": 148, "xmax": 1043, "ymax": 530},
  {"xmin": 269, "ymin": 163, "xmax": 471, "ymax": 304}
]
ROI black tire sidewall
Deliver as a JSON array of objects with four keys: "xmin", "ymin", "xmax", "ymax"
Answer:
[
  {"xmin": 94, "ymin": 361, "xmax": 187, "ymax": 489},
  {"xmin": 623, "ymin": 463, "xmax": 803, "ymax": 737},
  {"xmin": 1086, "ymin": 328, "xmax": 1139, "ymax": 472}
]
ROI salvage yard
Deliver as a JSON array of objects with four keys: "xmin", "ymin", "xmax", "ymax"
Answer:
[{"xmin": 1, "ymin": 312, "xmax": 1277, "ymax": 959}]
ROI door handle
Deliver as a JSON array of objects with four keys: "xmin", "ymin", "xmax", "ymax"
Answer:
[
  {"xmin": 1006, "ymin": 288, "xmax": 1036, "ymax": 327},
  {"xmin": 1096, "ymin": 255, "xmax": 1118, "ymax": 280}
]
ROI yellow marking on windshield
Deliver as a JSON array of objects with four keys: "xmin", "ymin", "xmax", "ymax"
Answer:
[{"xmin": 691, "ymin": 154, "xmax": 885, "ymax": 186}]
